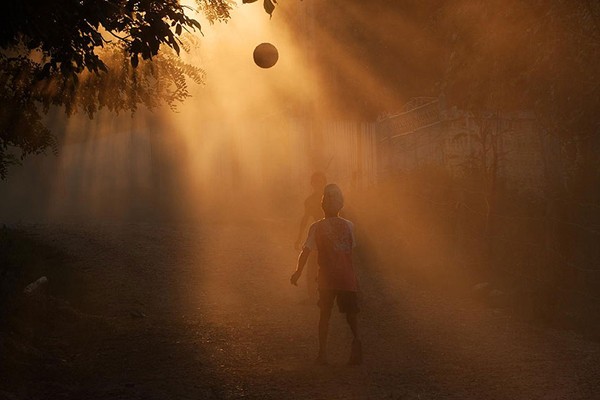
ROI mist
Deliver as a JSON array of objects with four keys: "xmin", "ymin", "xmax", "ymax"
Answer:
[
  {"xmin": 2, "ymin": 0, "xmax": 599, "ymax": 305},
  {"xmin": 2, "ymin": 1, "xmax": 600, "ymax": 397}
]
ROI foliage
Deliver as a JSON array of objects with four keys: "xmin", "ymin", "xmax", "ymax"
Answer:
[
  {"xmin": 242, "ymin": 0, "xmax": 277, "ymax": 17},
  {"xmin": 0, "ymin": 0, "xmax": 273, "ymax": 179}
]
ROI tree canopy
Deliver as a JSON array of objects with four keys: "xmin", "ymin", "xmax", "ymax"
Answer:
[{"xmin": 0, "ymin": 0, "xmax": 278, "ymax": 179}]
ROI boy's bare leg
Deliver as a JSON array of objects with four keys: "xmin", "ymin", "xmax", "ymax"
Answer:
[
  {"xmin": 317, "ymin": 307, "xmax": 332, "ymax": 364},
  {"xmin": 346, "ymin": 312, "xmax": 359, "ymax": 339},
  {"xmin": 346, "ymin": 312, "xmax": 362, "ymax": 365}
]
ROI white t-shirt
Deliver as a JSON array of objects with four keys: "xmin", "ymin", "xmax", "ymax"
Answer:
[{"xmin": 303, "ymin": 217, "xmax": 357, "ymax": 291}]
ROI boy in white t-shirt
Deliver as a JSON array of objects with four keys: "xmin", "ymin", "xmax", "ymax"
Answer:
[{"xmin": 290, "ymin": 184, "xmax": 362, "ymax": 365}]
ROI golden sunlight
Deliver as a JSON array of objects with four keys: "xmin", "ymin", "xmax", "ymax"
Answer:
[{"xmin": 2, "ymin": 1, "xmax": 599, "ymax": 398}]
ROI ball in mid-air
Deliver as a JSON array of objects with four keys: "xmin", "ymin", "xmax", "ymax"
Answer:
[{"xmin": 253, "ymin": 43, "xmax": 279, "ymax": 69}]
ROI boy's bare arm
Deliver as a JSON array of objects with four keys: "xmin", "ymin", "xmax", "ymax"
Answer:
[{"xmin": 290, "ymin": 247, "xmax": 311, "ymax": 286}]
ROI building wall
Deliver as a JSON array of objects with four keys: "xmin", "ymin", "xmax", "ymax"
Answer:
[{"xmin": 375, "ymin": 98, "xmax": 548, "ymax": 196}]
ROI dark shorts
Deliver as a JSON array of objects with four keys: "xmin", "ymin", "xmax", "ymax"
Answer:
[{"xmin": 318, "ymin": 290, "xmax": 359, "ymax": 314}]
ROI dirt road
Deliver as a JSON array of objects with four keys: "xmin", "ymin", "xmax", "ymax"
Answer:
[{"xmin": 2, "ymin": 220, "xmax": 600, "ymax": 399}]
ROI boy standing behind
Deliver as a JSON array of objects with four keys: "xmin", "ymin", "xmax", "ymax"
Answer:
[
  {"xmin": 290, "ymin": 184, "xmax": 362, "ymax": 365},
  {"xmin": 294, "ymin": 172, "xmax": 327, "ymax": 300}
]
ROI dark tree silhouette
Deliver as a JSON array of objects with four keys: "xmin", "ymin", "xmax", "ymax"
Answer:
[{"xmin": 0, "ymin": 0, "xmax": 277, "ymax": 179}]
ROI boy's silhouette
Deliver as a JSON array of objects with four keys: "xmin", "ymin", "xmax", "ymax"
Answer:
[{"xmin": 291, "ymin": 184, "xmax": 362, "ymax": 365}]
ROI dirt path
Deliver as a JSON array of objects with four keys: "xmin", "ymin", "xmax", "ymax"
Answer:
[{"xmin": 3, "ymin": 220, "xmax": 600, "ymax": 399}]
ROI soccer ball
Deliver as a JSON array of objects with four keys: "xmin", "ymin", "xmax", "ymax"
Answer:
[{"xmin": 253, "ymin": 43, "xmax": 279, "ymax": 69}]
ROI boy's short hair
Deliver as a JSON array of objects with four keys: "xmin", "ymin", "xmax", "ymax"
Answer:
[{"xmin": 322, "ymin": 184, "xmax": 344, "ymax": 214}]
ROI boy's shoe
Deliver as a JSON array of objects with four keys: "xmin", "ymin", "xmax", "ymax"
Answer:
[{"xmin": 347, "ymin": 339, "xmax": 362, "ymax": 366}]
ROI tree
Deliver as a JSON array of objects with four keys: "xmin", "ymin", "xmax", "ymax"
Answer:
[{"xmin": 0, "ymin": 0, "xmax": 277, "ymax": 179}]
